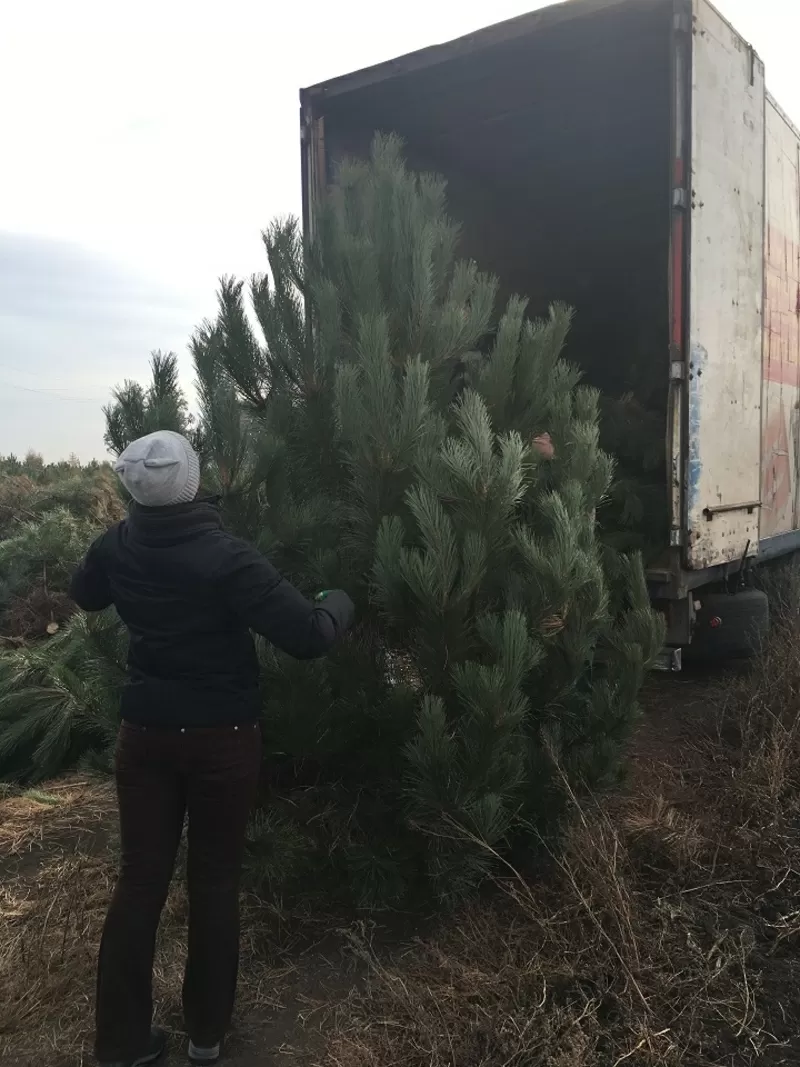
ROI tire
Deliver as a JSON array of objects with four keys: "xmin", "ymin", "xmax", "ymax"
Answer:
[{"xmin": 687, "ymin": 588, "xmax": 769, "ymax": 661}]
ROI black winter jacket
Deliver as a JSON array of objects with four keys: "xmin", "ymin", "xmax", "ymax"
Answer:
[{"xmin": 69, "ymin": 500, "xmax": 354, "ymax": 728}]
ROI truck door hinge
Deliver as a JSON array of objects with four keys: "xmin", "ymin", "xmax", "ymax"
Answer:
[
  {"xmin": 670, "ymin": 529, "xmax": 684, "ymax": 547},
  {"xmin": 673, "ymin": 187, "xmax": 688, "ymax": 210},
  {"xmin": 673, "ymin": 10, "xmax": 691, "ymax": 34},
  {"xmin": 669, "ymin": 361, "xmax": 685, "ymax": 380}
]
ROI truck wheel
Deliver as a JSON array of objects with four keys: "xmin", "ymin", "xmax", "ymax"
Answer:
[{"xmin": 687, "ymin": 589, "xmax": 769, "ymax": 661}]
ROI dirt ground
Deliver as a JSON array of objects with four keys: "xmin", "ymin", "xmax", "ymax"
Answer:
[{"xmin": 3, "ymin": 671, "xmax": 799, "ymax": 1066}]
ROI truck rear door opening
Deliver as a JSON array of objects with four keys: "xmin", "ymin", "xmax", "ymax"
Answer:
[
  {"xmin": 303, "ymin": 0, "xmax": 797, "ymax": 661},
  {"xmin": 305, "ymin": 0, "xmax": 673, "ymax": 427}
]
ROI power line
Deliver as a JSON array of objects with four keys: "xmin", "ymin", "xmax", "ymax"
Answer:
[{"xmin": 0, "ymin": 379, "xmax": 106, "ymax": 404}]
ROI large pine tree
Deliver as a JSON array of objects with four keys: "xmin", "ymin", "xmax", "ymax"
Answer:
[{"xmin": 187, "ymin": 135, "xmax": 664, "ymax": 901}]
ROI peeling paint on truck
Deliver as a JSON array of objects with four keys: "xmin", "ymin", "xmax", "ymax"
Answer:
[
  {"xmin": 687, "ymin": 342, "xmax": 706, "ymax": 521},
  {"xmin": 760, "ymin": 98, "xmax": 800, "ymax": 542},
  {"xmin": 685, "ymin": 0, "xmax": 764, "ymax": 570}
]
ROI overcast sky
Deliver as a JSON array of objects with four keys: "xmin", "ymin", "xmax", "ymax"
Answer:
[{"xmin": 1, "ymin": 0, "xmax": 798, "ymax": 460}]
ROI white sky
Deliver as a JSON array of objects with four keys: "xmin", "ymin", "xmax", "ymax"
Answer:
[{"xmin": 1, "ymin": 0, "xmax": 798, "ymax": 460}]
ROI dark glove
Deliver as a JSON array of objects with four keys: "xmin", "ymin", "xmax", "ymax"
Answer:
[{"xmin": 316, "ymin": 589, "xmax": 356, "ymax": 635}]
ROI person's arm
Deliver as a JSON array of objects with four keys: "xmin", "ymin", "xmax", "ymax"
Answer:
[
  {"xmin": 70, "ymin": 536, "xmax": 113, "ymax": 612},
  {"xmin": 220, "ymin": 538, "xmax": 354, "ymax": 659}
]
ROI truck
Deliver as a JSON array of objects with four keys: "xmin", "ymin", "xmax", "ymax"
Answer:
[{"xmin": 300, "ymin": 0, "xmax": 800, "ymax": 666}]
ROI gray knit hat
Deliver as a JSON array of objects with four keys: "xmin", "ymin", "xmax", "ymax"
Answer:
[{"xmin": 114, "ymin": 430, "xmax": 201, "ymax": 507}]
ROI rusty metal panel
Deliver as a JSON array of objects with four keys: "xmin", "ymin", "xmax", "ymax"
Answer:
[
  {"xmin": 761, "ymin": 97, "xmax": 800, "ymax": 540},
  {"xmin": 685, "ymin": 0, "xmax": 765, "ymax": 569}
]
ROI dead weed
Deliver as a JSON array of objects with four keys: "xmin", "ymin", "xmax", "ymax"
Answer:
[{"xmin": 315, "ymin": 640, "xmax": 800, "ymax": 1067}]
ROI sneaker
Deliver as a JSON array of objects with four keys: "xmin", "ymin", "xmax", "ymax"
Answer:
[
  {"xmin": 188, "ymin": 1039, "xmax": 221, "ymax": 1065},
  {"xmin": 99, "ymin": 1026, "xmax": 167, "ymax": 1067}
]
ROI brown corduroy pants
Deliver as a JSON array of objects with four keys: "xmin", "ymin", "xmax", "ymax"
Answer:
[{"xmin": 94, "ymin": 720, "xmax": 261, "ymax": 1062}]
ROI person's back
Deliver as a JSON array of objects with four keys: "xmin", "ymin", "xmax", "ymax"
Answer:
[{"xmin": 70, "ymin": 431, "xmax": 353, "ymax": 1067}]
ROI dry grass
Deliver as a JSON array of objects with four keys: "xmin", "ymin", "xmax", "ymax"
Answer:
[
  {"xmin": 0, "ymin": 779, "xmax": 300, "ymax": 1067},
  {"xmin": 313, "ymin": 635, "xmax": 800, "ymax": 1067},
  {"xmin": 317, "ymin": 826, "xmax": 798, "ymax": 1065},
  {"xmin": 0, "ymin": 778, "xmax": 113, "ymax": 857}
]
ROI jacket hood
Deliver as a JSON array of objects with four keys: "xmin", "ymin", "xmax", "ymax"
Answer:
[{"xmin": 126, "ymin": 499, "xmax": 224, "ymax": 548}]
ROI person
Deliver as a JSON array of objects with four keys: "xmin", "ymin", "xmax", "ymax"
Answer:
[{"xmin": 69, "ymin": 430, "xmax": 354, "ymax": 1067}]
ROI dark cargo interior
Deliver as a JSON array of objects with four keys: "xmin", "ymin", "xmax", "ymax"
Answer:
[{"xmin": 314, "ymin": 0, "xmax": 674, "ymax": 429}]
